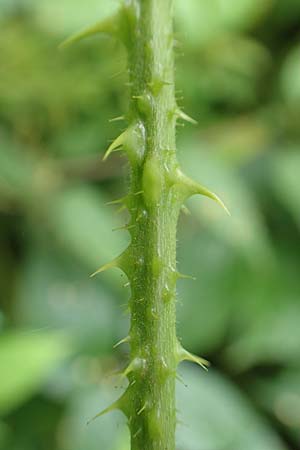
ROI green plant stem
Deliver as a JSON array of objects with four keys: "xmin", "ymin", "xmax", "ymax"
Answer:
[
  {"xmin": 126, "ymin": 2, "xmax": 178, "ymax": 449},
  {"xmin": 61, "ymin": 1, "xmax": 227, "ymax": 448}
]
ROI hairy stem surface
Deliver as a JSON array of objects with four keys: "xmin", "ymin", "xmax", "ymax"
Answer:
[
  {"xmin": 127, "ymin": 2, "xmax": 177, "ymax": 448},
  {"xmin": 62, "ymin": 1, "xmax": 227, "ymax": 449}
]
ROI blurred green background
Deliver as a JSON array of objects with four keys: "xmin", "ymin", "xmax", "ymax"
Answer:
[{"xmin": 1, "ymin": 0, "xmax": 300, "ymax": 449}]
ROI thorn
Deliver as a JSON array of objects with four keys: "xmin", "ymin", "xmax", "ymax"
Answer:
[
  {"xmin": 59, "ymin": 13, "xmax": 120, "ymax": 49},
  {"xmin": 176, "ymin": 109, "xmax": 197, "ymax": 125},
  {"xmin": 115, "ymin": 204, "xmax": 127, "ymax": 214},
  {"xmin": 201, "ymin": 189, "xmax": 230, "ymax": 216},
  {"xmin": 134, "ymin": 190, "xmax": 144, "ymax": 196},
  {"xmin": 120, "ymin": 358, "xmax": 144, "ymax": 379},
  {"xmin": 103, "ymin": 129, "xmax": 127, "ymax": 161},
  {"xmin": 90, "ymin": 246, "xmax": 132, "ymax": 279},
  {"xmin": 112, "ymin": 223, "xmax": 136, "ymax": 232},
  {"xmin": 147, "ymin": 79, "xmax": 173, "ymax": 95},
  {"xmin": 86, "ymin": 399, "xmax": 120, "ymax": 425},
  {"xmin": 90, "ymin": 259, "xmax": 118, "ymax": 278},
  {"xmin": 109, "ymin": 115, "xmax": 125, "ymax": 123},
  {"xmin": 120, "ymin": 362, "xmax": 133, "ymax": 379},
  {"xmin": 106, "ymin": 196, "xmax": 127, "ymax": 206},
  {"xmin": 123, "ymin": 281, "xmax": 130, "ymax": 288},
  {"xmin": 177, "ymin": 344, "xmax": 210, "ymax": 371},
  {"xmin": 137, "ymin": 403, "xmax": 147, "ymax": 415},
  {"xmin": 177, "ymin": 272, "xmax": 196, "ymax": 281},
  {"xmin": 113, "ymin": 335, "xmax": 130, "ymax": 348},
  {"xmin": 176, "ymin": 170, "xmax": 230, "ymax": 215},
  {"xmin": 103, "ymin": 121, "xmax": 145, "ymax": 164}
]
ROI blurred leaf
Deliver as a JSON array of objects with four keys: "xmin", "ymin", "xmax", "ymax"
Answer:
[
  {"xmin": 252, "ymin": 369, "xmax": 300, "ymax": 444},
  {"xmin": 59, "ymin": 377, "xmax": 129, "ymax": 450},
  {"xmin": 30, "ymin": 0, "xmax": 118, "ymax": 34},
  {"xmin": 280, "ymin": 45, "xmax": 300, "ymax": 105},
  {"xmin": 1, "ymin": 1, "xmax": 300, "ymax": 449},
  {"xmin": 15, "ymin": 242, "xmax": 126, "ymax": 351},
  {"xmin": 0, "ymin": 19, "xmax": 125, "ymax": 150},
  {"xmin": 177, "ymin": 35, "xmax": 270, "ymax": 109},
  {"xmin": 225, "ymin": 302, "xmax": 300, "ymax": 371},
  {"xmin": 177, "ymin": 233, "xmax": 234, "ymax": 353},
  {"xmin": 48, "ymin": 185, "xmax": 129, "ymax": 277},
  {"xmin": 59, "ymin": 365, "xmax": 288, "ymax": 450},
  {"xmin": 218, "ymin": 0, "xmax": 274, "ymax": 31},
  {"xmin": 176, "ymin": 365, "xmax": 287, "ymax": 450},
  {"xmin": 200, "ymin": 116, "xmax": 271, "ymax": 165},
  {"xmin": 0, "ymin": 136, "xmax": 36, "ymax": 201},
  {"xmin": 0, "ymin": 331, "xmax": 70, "ymax": 415},
  {"xmin": 270, "ymin": 149, "xmax": 300, "ymax": 228},
  {"xmin": 270, "ymin": 0, "xmax": 300, "ymax": 28},
  {"xmin": 181, "ymin": 140, "xmax": 274, "ymax": 267},
  {"xmin": 0, "ymin": 421, "xmax": 10, "ymax": 450},
  {"xmin": 175, "ymin": 0, "xmax": 273, "ymax": 47},
  {"xmin": 0, "ymin": 0, "xmax": 117, "ymax": 33}
]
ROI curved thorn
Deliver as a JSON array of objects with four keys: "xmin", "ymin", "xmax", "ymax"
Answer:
[
  {"xmin": 184, "ymin": 351, "xmax": 210, "ymax": 371},
  {"xmin": 103, "ymin": 129, "xmax": 127, "ymax": 161},
  {"xmin": 198, "ymin": 187, "xmax": 230, "ymax": 216},
  {"xmin": 177, "ymin": 344, "xmax": 210, "ymax": 371},
  {"xmin": 177, "ymin": 170, "xmax": 230, "ymax": 215}
]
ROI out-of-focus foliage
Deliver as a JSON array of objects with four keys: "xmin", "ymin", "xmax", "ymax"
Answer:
[{"xmin": 1, "ymin": 0, "xmax": 300, "ymax": 449}]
